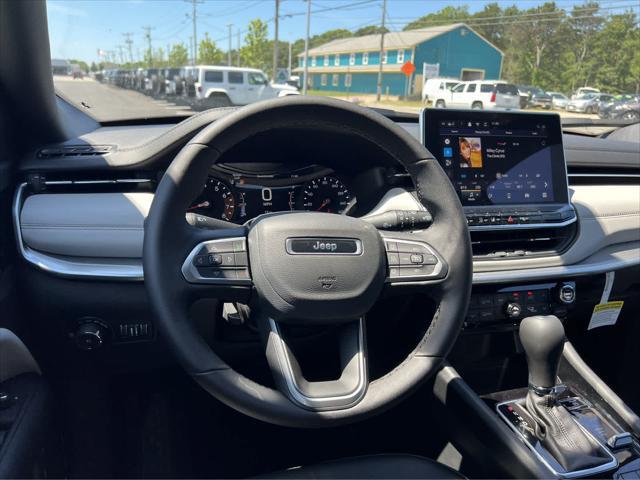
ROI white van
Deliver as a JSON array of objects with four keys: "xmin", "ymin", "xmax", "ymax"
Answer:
[
  {"xmin": 432, "ymin": 80, "xmax": 520, "ymax": 110},
  {"xmin": 190, "ymin": 66, "xmax": 299, "ymax": 106},
  {"xmin": 571, "ymin": 87, "xmax": 600, "ymax": 100},
  {"xmin": 422, "ymin": 78, "xmax": 460, "ymax": 103}
]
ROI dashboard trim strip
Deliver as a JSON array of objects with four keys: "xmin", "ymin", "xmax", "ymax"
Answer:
[{"xmin": 13, "ymin": 184, "xmax": 640, "ymax": 283}]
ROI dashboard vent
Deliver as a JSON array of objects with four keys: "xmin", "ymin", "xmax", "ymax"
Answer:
[
  {"xmin": 471, "ymin": 223, "xmax": 577, "ymax": 259},
  {"xmin": 37, "ymin": 145, "xmax": 115, "ymax": 158}
]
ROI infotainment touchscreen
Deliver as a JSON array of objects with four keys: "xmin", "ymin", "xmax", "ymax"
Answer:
[{"xmin": 421, "ymin": 109, "xmax": 569, "ymax": 207}]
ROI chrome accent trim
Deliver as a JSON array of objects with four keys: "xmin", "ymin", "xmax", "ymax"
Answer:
[
  {"xmin": 268, "ymin": 317, "xmax": 367, "ymax": 410},
  {"xmin": 529, "ymin": 384, "xmax": 567, "ymax": 399},
  {"xmin": 13, "ymin": 184, "xmax": 144, "ymax": 281},
  {"xmin": 496, "ymin": 398, "xmax": 618, "ymax": 478},
  {"xmin": 42, "ymin": 178, "xmax": 152, "ymax": 186},
  {"xmin": 181, "ymin": 237, "xmax": 252, "ymax": 285},
  {"xmin": 468, "ymin": 215, "xmax": 577, "ymax": 231},
  {"xmin": 285, "ymin": 238, "xmax": 363, "ymax": 256},
  {"xmin": 384, "ymin": 238, "xmax": 446, "ymax": 282},
  {"xmin": 73, "ymin": 180, "xmax": 115, "ymax": 185}
]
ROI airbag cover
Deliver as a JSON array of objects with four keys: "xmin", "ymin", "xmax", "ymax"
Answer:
[{"xmin": 248, "ymin": 212, "xmax": 385, "ymax": 322}]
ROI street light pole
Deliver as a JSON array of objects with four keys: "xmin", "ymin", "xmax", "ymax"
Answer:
[
  {"xmin": 303, "ymin": 0, "xmax": 311, "ymax": 95},
  {"xmin": 376, "ymin": 0, "xmax": 387, "ymax": 101}
]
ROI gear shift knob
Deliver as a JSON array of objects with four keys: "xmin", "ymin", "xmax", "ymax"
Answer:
[{"xmin": 519, "ymin": 315, "xmax": 565, "ymax": 389}]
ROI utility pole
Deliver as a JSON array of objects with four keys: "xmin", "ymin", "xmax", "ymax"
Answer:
[
  {"xmin": 376, "ymin": 0, "xmax": 387, "ymax": 101},
  {"xmin": 142, "ymin": 25, "xmax": 154, "ymax": 66},
  {"xmin": 272, "ymin": 0, "xmax": 280, "ymax": 79},
  {"xmin": 116, "ymin": 44, "xmax": 125, "ymax": 64},
  {"xmin": 189, "ymin": 36, "xmax": 194, "ymax": 65},
  {"xmin": 288, "ymin": 41, "xmax": 292, "ymax": 75},
  {"xmin": 227, "ymin": 24, "xmax": 233, "ymax": 66},
  {"xmin": 123, "ymin": 32, "xmax": 134, "ymax": 63},
  {"xmin": 185, "ymin": 0, "xmax": 202, "ymax": 62},
  {"xmin": 237, "ymin": 28, "xmax": 241, "ymax": 67},
  {"xmin": 302, "ymin": 0, "xmax": 311, "ymax": 95}
]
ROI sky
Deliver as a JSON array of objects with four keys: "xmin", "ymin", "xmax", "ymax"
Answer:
[{"xmin": 47, "ymin": 0, "xmax": 638, "ymax": 64}]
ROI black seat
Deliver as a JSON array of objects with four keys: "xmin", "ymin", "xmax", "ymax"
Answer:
[{"xmin": 261, "ymin": 453, "xmax": 465, "ymax": 479}]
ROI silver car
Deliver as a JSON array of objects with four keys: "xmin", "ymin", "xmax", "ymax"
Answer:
[{"xmin": 548, "ymin": 92, "xmax": 569, "ymax": 110}]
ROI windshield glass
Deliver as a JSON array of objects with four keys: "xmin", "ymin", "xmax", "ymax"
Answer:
[{"xmin": 47, "ymin": 0, "xmax": 640, "ymax": 123}]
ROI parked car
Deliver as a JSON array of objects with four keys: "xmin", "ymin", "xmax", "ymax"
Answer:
[
  {"xmin": 163, "ymin": 68, "xmax": 184, "ymax": 96},
  {"xmin": 571, "ymin": 86, "xmax": 600, "ymax": 99},
  {"xmin": 518, "ymin": 86, "xmax": 552, "ymax": 109},
  {"xmin": 599, "ymin": 95, "xmax": 640, "ymax": 121},
  {"xmin": 421, "ymin": 77, "xmax": 460, "ymax": 104},
  {"xmin": 192, "ymin": 66, "xmax": 299, "ymax": 107},
  {"xmin": 547, "ymin": 92, "xmax": 569, "ymax": 109},
  {"xmin": 566, "ymin": 92, "xmax": 614, "ymax": 114},
  {"xmin": 432, "ymin": 80, "xmax": 520, "ymax": 110}
]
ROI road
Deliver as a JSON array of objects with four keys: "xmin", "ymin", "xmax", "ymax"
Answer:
[{"xmin": 53, "ymin": 76, "xmax": 193, "ymax": 121}]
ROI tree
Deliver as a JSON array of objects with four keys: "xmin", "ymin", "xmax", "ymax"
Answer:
[
  {"xmin": 403, "ymin": 6, "xmax": 470, "ymax": 31},
  {"xmin": 241, "ymin": 19, "xmax": 270, "ymax": 73},
  {"xmin": 198, "ymin": 33, "xmax": 224, "ymax": 65},
  {"xmin": 168, "ymin": 43, "xmax": 189, "ymax": 67},
  {"xmin": 354, "ymin": 25, "xmax": 389, "ymax": 36}
]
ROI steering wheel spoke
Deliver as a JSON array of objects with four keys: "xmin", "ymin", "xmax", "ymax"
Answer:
[{"xmin": 261, "ymin": 315, "xmax": 368, "ymax": 411}]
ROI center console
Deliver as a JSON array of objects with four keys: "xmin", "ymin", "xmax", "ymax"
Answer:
[{"xmin": 421, "ymin": 109, "xmax": 578, "ymax": 258}]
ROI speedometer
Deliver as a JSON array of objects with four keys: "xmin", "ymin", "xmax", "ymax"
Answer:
[
  {"xmin": 188, "ymin": 178, "xmax": 236, "ymax": 221},
  {"xmin": 301, "ymin": 176, "xmax": 352, "ymax": 214}
]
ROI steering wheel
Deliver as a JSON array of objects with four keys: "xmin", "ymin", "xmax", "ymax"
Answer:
[{"xmin": 144, "ymin": 97, "xmax": 472, "ymax": 427}]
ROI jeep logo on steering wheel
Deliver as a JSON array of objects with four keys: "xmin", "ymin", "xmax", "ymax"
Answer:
[{"xmin": 285, "ymin": 238, "xmax": 362, "ymax": 255}]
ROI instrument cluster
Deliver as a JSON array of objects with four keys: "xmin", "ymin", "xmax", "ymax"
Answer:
[{"xmin": 188, "ymin": 167, "xmax": 355, "ymax": 223}]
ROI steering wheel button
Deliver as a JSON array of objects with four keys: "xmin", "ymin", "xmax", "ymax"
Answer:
[
  {"xmin": 208, "ymin": 254, "xmax": 223, "ymax": 266},
  {"xmin": 384, "ymin": 241, "xmax": 398, "ymax": 252},
  {"xmin": 221, "ymin": 253, "xmax": 236, "ymax": 266},
  {"xmin": 388, "ymin": 266, "xmax": 400, "ymax": 278},
  {"xmin": 410, "ymin": 254, "xmax": 424, "ymax": 264},
  {"xmin": 205, "ymin": 241, "xmax": 235, "ymax": 253},
  {"xmin": 422, "ymin": 254, "xmax": 438, "ymax": 265},
  {"xmin": 386, "ymin": 253, "xmax": 400, "ymax": 266},
  {"xmin": 193, "ymin": 255, "xmax": 208, "ymax": 267},
  {"xmin": 197, "ymin": 268, "xmax": 237, "ymax": 280},
  {"xmin": 235, "ymin": 252, "xmax": 248, "ymax": 266},
  {"xmin": 233, "ymin": 240, "xmax": 246, "ymax": 252}
]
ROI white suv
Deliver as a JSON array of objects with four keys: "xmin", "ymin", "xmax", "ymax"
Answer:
[
  {"xmin": 433, "ymin": 81, "xmax": 520, "ymax": 110},
  {"xmin": 190, "ymin": 66, "xmax": 299, "ymax": 106}
]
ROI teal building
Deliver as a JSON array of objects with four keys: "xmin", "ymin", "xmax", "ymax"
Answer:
[{"xmin": 294, "ymin": 23, "xmax": 503, "ymax": 96}]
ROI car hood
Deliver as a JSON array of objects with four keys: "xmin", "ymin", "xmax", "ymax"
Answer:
[{"xmin": 271, "ymin": 83, "xmax": 298, "ymax": 92}]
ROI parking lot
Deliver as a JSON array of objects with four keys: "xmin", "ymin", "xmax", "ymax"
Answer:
[{"xmin": 55, "ymin": 75, "xmax": 601, "ymax": 121}]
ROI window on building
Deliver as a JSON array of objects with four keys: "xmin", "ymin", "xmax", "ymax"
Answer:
[
  {"xmin": 311, "ymin": 56, "xmax": 316, "ymax": 67},
  {"xmin": 345, "ymin": 74, "xmax": 352, "ymax": 87},
  {"xmin": 397, "ymin": 49, "xmax": 404, "ymax": 63},
  {"xmin": 228, "ymin": 71, "xmax": 243, "ymax": 84},
  {"xmin": 324, "ymin": 55, "xmax": 329, "ymax": 66},
  {"xmin": 321, "ymin": 74, "xmax": 327, "ymax": 86},
  {"xmin": 204, "ymin": 71, "xmax": 223, "ymax": 82},
  {"xmin": 332, "ymin": 74, "xmax": 339, "ymax": 86},
  {"xmin": 382, "ymin": 50, "xmax": 388, "ymax": 64},
  {"xmin": 362, "ymin": 52, "xmax": 369, "ymax": 65},
  {"xmin": 334, "ymin": 54, "xmax": 340, "ymax": 66},
  {"xmin": 349, "ymin": 53, "xmax": 355, "ymax": 66},
  {"xmin": 466, "ymin": 83, "xmax": 477, "ymax": 92}
]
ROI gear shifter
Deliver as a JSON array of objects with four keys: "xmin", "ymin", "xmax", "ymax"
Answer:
[{"xmin": 519, "ymin": 315, "xmax": 610, "ymax": 472}]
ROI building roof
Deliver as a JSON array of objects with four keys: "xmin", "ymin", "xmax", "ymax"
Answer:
[{"xmin": 299, "ymin": 23, "xmax": 472, "ymax": 56}]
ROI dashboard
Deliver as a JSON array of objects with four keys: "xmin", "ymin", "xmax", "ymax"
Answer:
[{"xmin": 189, "ymin": 165, "xmax": 356, "ymax": 223}]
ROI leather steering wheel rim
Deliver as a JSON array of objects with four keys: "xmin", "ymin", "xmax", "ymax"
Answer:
[{"xmin": 143, "ymin": 96, "xmax": 472, "ymax": 427}]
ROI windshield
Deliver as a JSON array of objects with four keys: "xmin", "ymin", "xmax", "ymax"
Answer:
[{"xmin": 47, "ymin": 0, "xmax": 640, "ymax": 123}]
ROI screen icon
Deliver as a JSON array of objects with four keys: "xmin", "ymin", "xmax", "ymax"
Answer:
[{"xmin": 443, "ymin": 147, "xmax": 453, "ymax": 157}]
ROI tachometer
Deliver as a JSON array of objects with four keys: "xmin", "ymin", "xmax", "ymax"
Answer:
[
  {"xmin": 301, "ymin": 176, "xmax": 352, "ymax": 214},
  {"xmin": 188, "ymin": 178, "xmax": 236, "ymax": 221}
]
